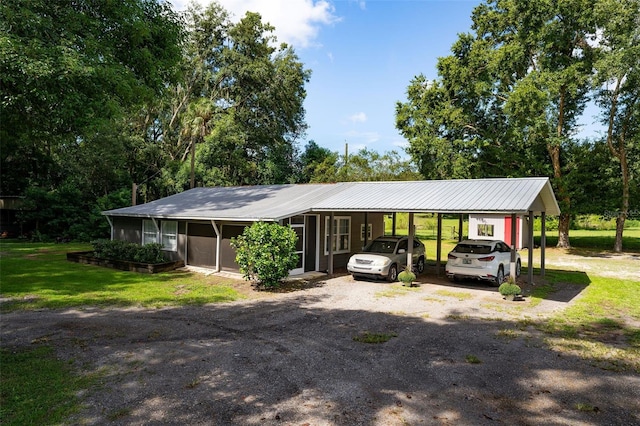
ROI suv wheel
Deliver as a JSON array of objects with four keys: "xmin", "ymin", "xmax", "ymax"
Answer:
[{"xmin": 387, "ymin": 264, "xmax": 398, "ymax": 282}]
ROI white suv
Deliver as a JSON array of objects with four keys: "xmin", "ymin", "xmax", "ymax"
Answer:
[
  {"xmin": 445, "ymin": 239, "xmax": 521, "ymax": 286},
  {"xmin": 347, "ymin": 236, "xmax": 426, "ymax": 282}
]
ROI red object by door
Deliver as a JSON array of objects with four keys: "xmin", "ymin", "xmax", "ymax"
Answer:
[{"xmin": 504, "ymin": 216, "xmax": 520, "ymax": 248}]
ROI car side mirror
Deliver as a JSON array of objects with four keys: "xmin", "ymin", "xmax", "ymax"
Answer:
[{"xmin": 398, "ymin": 248, "xmax": 406, "ymax": 254}]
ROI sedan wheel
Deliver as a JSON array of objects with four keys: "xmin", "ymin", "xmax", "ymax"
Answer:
[
  {"xmin": 387, "ymin": 264, "xmax": 398, "ymax": 282},
  {"xmin": 416, "ymin": 257, "xmax": 425, "ymax": 274},
  {"xmin": 516, "ymin": 260, "xmax": 521, "ymax": 277},
  {"xmin": 494, "ymin": 266, "xmax": 504, "ymax": 286}
]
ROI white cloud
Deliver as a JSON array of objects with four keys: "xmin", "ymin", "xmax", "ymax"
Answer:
[
  {"xmin": 173, "ymin": 0, "xmax": 339, "ymax": 49},
  {"xmin": 345, "ymin": 130, "xmax": 380, "ymax": 144},
  {"xmin": 350, "ymin": 0, "xmax": 366, "ymax": 10},
  {"xmin": 348, "ymin": 112, "xmax": 367, "ymax": 123}
]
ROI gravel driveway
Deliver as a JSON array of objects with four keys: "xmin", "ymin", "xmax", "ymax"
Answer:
[{"xmin": 3, "ymin": 273, "xmax": 639, "ymax": 425}]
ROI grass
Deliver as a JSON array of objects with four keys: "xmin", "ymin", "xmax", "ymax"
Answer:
[
  {"xmin": 433, "ymin": 289, "xmax": 474, "ymax": 300},
  {"xmin": 0, "ymin": 241, "xmax": 245, "ymax": 312},
  {"xmin": 0, "ymin": 241, "xmax": 251, "ymax": 424},
  {"xmin": 353, "ymin": 331, "xmax": 398, "ymax": 344},
  {"xmin": 0, "ymin": 346, "xmax": 97, "ymax": 426},
  {"xmin": 536, "ymin": 273, "xmax": 640, "ymax": 372},
  {"xmin": 465, "ymin": 354, "xmax": 482, "ymax": 364}
]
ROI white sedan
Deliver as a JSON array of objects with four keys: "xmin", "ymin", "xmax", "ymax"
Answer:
[{"xmin": 445, "ymin": 239, "xmax": 521, "ymax": 286}]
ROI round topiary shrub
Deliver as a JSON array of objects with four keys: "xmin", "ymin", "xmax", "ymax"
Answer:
[{"xmin": 231, "ymin": 222, "xmax": 299, "ymax": 288}]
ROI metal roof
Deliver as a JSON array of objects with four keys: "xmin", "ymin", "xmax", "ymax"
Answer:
[
  {"xmin": 311, "ymin": 177, "xmax": 560, "ymax": 215},
  {"xmin": 102, "ymin": 183, "xmax": 352, "ymax": 221},
  {"xmin": 103, "ymin": 177, "xmax": 560, "ymax": 220}
]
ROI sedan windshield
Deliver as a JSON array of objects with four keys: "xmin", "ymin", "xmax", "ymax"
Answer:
[
  {"xmin": 364, "ymin": 240, "xmax": 397, "ymax": 254},
  {"xmin": 453, "ymin": 244, "xmax": 493, "ymax": 254}
]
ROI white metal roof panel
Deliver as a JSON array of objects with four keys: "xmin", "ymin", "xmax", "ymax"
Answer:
[
  {"xmin": 311, "ymin": 178, "xmax": 559, "ymax": 215},
  {"xmin": 103, "ymin": 177, "xmax": 560, "ymax": 220},
  {"xmin": 103, "ymin": 183, "xmax": 353, "ymax": 221}
]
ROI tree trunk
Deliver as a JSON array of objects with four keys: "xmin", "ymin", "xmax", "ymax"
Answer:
[
  {"xmin": 550, "ymin": 89, "xmax": 571, "ymax": 249},
  {"xmin": 614, "ymin": 145, "xmax": 629, "ymax": 252},
  {"xmin": 190, "ymin": 139, "xmax": 196, "ymax": 189}
]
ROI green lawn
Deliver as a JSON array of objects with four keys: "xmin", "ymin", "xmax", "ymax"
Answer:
[{"xmin": 0, "ymin": 241, "xmax": 245, "ymax": 312}]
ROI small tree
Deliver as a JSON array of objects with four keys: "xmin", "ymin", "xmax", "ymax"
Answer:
[{"xmin": 231, "ymin": 222, "xmax": 299, "ymax": 287}]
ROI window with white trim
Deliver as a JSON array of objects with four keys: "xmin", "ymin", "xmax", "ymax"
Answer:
[
  {"xmin": 325, "ymin": 216, "xmax": 351, "ymax": 254},
  {"xmin": 142, "ymin": 220, "xmax": 158, "ymax": 245},
  {"xmin": 161, "ymin": 221, "xmax": 178, "ymax": 251}
]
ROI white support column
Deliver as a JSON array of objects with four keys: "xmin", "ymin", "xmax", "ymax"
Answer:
[
  {"xmin": 105, "ymin": 216, "xmax": 114, "ymax": 240},
  {"xmin": 436, "ymin": 213, "xmax": 442, "ymax": 276},
  {"xmin": 211, "ymin": 220, "xmax": 221, "ymax": 272},
  {"xmin": 407, "ymin": 213, "xmax": 414, "ymax": 271},
  {"xmin": 528, "ymin": 211, "xmax": 534, "ymax": 285},
  {"xmin": 328, "ymin": 212, "xmax": 334, "ymax": 274},
  {"xmin": 510, "ymin": 213, "xmax": 517, "ymax": 278},
  {"xmin": 541, "ymin": 212, "xmax": 546, "ymax": 278}
]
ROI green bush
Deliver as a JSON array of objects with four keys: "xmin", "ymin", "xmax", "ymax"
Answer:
[
  {"xmin": 91, "ymin": 239, "xmax": 166, "ymax": 264},
  {"xmin": 231, "ymin": 222, "xmax": 299, "ymax": 288},
  {"xmin": 498, "ymin": 281, "xmax": 521, "ymax": 296}
]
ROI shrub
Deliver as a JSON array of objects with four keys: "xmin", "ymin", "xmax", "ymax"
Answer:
[
  {"xmin": 231, "ymin": 222, "xmax": 299, "ymax": 288},
  {"xmin": 398, "ymin": 267, "xmax": 416, "ymax": 284},
  {"xmin": 498, "ymin": 279, "xmax": 521, "ymax": 296},
  {"xmin": 91, "ymin": 239, "xmax": 167, "ymax": 264}
]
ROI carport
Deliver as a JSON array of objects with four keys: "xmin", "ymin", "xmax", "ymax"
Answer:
[{"xmin": 311, "ymin": 177, "xmax": 560, "ymax": 285}]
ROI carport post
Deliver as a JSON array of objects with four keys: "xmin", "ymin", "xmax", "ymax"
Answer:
[
  {"xmin": 528, "ymin": 211, "xmax": 534, "ymax": 285},
  {"xmin": 510, "ymin": 213, "xmax": 517, "ymax": 278},
  {"xmin": 436, "ymin": 213, "xmax": 442, "ymax": 276},
  {"xmin": 363, "ymin": 212, "xmax": 369, "ymax": 249},
  {"xmin": 541, "ymin": 212, "xmax": 546, "ymax": 278},
  {"xmin": 407, "ymin": 213, "xmax": 414, "ymax": 271},
  {"xmin": 211, "ymin": 220, "xmax": 221, "ymax": 272},
  {"xmin": 458, "ymin": 214, "xmax": 464, "ymax": 241},
  {"xmin": 392, "ymin": 213, "xmax": 397, "ymax": 236},
  {"xmin": 328, "ymin": 212, "xmax": 334, "ymax": 274}
]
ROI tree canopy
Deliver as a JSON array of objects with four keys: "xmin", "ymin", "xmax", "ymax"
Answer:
[{"xmin": 396, "ymin": 0, "xmax": 639, "ymax": 249}]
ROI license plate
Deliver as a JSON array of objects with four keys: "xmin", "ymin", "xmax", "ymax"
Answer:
[{"xmin": 463, "ymin": 258, "xmax": 472, "ymax": 265}]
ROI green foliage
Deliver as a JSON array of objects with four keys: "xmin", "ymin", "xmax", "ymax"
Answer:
[
  {"xmin": 397, "ymin": 268, "xmax": 416, "ymax": 284},
  {"xmin": 18, "ymin": 186, "xmax": 127, "ymax": 241},
  {"xmin": 0, "ymin": 346, "xmax": 93, "ymax": 425},
  {"xmin": 309, "ymin": 147, "xmax": 421, "ymax": 183},
  {"xmin": 231, "ymin": 222, "xmax": 299, "ymax": 287},
  {"xmin": 498, "ymin": 281, "xmax": 521, "ymax": 296},
  {"xmin": 0, "ymin": 0, "xmax": 183, "ymax": 195},
  {"xmin": 91, "ymin": 239, "xmax": 166, "ymax": 264},
  {"xmin": 352, "ymin": 332, "xmax": 397, "ymax": 344}
]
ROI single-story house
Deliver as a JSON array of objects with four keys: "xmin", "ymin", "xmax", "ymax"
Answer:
[
  {"xmin": 468, "ymin": 214, "xmax": 529, "ymax": 249},
  {"xmin": 103, "ymin": 177, "xmax": 560, "ymax": 284}
]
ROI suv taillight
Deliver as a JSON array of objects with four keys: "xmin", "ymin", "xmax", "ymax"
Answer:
[
  {"xmin": 478, "ymin": 256, "xmax": 495, "ymax": 261},
  {"xmin": 447, "ymin": 254, "xmax": 457, "ymax": 260}
]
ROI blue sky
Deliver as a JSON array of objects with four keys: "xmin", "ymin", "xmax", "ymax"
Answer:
[
  {"xmin": 173, "ymin": 0, "xmax": 483, "ymax": 155},
  {"xmin": 174, "ymin": 0, "xmax": 602, "ymax": 156}
]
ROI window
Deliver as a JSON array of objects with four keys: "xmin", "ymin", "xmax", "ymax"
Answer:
[
  {"xmin": 477, "ymin": 224, "xmax": 494, "ymax": 237},
  {"xmin": 143, "ymin": 220, "xmax": 178, "ymax": 251},
  {"xmin": 360, "ymin": 223, "xmax": 372, "ymax": 241},
  {"xmin": 142, "ymin": 220, "xmax": 158, "ymax": 245},
  {"xmin": 325, "ymin": 216, "xmax": 351, "ymax": 254},
  {"xmin": 161, "ymin": 221, "xmax": 178, "ymax": 251}
]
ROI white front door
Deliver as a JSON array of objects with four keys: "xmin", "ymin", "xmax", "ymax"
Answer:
[{"xmin": 290, "ymin": 221, "xmax": 305, "ymax": 275}]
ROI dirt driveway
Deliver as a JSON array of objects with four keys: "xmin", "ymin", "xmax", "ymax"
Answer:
[{"xmin": 3, "ymin": 273, "xmax": 639, "ymax": 425}]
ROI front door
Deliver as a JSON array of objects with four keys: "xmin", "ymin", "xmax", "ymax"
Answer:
[{"xmin": 290, "ymin": 219, "xmax": 305, "ymax": 275}]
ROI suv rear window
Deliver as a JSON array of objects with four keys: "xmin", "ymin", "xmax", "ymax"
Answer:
[{"xmin": 453, "ymin": 244, "xmax": 492, "ymax": 254}]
